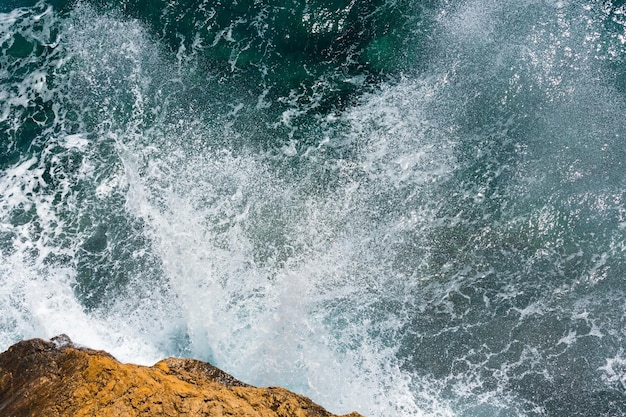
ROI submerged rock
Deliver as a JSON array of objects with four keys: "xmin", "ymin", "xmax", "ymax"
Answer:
[{"xmin": 0, "ymin": 335, "xmax": 363, "ymax": 417}]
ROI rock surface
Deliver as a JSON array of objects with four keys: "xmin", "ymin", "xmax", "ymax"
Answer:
[{"xmin": 0, "ymin": 335, "xmax": 363, "ymax": 417}]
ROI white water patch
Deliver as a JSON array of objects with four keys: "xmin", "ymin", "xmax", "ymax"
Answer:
[
  {"xmin": 116, "ymin": 138, "xmax": 431, "ymax": 415},
  {"xmin": 0, "ymin": 134, "xmax": 166, "ymax": 363},
  {"xmin": 599, "ymin": 352, "xmax": 626, "ymax": 391},
  {"xmin": 341, "ymin": 75, "xmax": 457, "ymax": 189},
  {"xmin": 0, "ymin": 3, "xmax": 61, "ymax": 122},
  {"xmin": 0, "ymin": 253, "xmax": 166, "ymax": 362},
  {"xmin": 0, "ymin": 2, "xmax": 186, "ymax": 362}
]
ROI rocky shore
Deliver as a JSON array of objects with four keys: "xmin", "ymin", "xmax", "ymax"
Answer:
[{"xmin": 0, "ymin": 336, "xmax": 363, "ymax": 417}]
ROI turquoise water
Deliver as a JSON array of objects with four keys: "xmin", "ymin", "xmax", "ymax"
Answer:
[{"xmin": 1, "ymin": 1, "xmax": 626, "ymax": 415}]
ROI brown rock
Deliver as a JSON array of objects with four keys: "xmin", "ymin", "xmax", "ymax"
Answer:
[{"xmin": 0, "ymin": 335, "xmax": 363, "ymax": 417}]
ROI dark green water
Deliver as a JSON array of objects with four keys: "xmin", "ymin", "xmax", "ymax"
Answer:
[{"xmin": 1, "ymin": 1, "xmax": 626, "ymax": 415}]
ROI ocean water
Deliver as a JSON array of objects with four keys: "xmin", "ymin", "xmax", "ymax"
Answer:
[{"xmin": 1, "ymin": 0, "xmax": 626, "ymax": 415}]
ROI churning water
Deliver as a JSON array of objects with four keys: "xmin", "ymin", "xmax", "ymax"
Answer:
[{"xmin": 1, "ymin": 0, "xmax": 626, "ymax": 415}]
